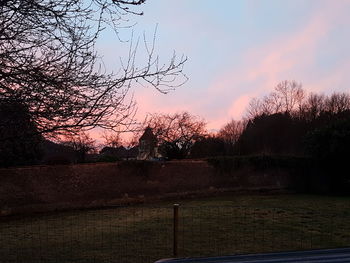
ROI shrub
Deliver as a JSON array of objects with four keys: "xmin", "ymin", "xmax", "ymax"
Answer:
[{"xmin": 206, "ymin": 155, "xmax": 309, "ymax": 174}]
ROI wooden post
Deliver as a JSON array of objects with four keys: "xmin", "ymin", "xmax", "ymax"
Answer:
[{"xmin": 173, "ymin": 204, "xmax": 179, "ymax": 257}]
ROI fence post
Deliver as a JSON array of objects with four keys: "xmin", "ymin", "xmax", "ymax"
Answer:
[{"xmin": 173, "ymin": 204, "xmax": 179, "ymax": 258}]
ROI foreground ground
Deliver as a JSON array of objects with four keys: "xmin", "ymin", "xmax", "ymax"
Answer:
[{"xmin": 1, "ymin": 194, "xmax": 350, "ymax": 263}]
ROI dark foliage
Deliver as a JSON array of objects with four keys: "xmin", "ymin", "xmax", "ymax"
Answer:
[
  {"xmin": 40, "ymin": 140, "xmax": 76, "ymax": 165},
  {"xmin": 62, "ymin": 132, "xmax": 96, "ymax": 163},
  {"xmin": 236, "ymin": 109, "xmax": 350, "ymax": 157},
  {"xmin": 207, "ymin": 155, "xmax": 310, "ymax": 174},
  {"xmin": 99, "ymin": 145, "xmax": 138, "ymax": 161},
  {"xmin": 235, "ymin": 112, "xmax": 307, "ymax": 155},
  {"xmin": 305, "ymin": 117, "xmax": 350, "ymax": 193},
  {"xmin": 190, "ymin": 136, "xmax": 227, "ymax": 158},
  {"xmin": 231, "ymin": 89, "xmax": 350, "ymax": 193},
  {"xmin": 0, "ymin": 99, "xmax": 42, "ymax": 167}
]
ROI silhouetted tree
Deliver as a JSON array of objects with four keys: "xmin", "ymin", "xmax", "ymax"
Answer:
[
  {"xmin": 305, "ymin": 116, "xmax": 350, "ymax": 193},
  {"xmin": 236, "ymin": 112, "xmax": 307, "ymax": 155},
  {"xmin": 217, "ymin": 119, "xmax": 246, "ymax": 154},
  {"xmin": 102, "ymin": 131, "xmax": 123, "ymax": 148},
  {"xmin": 246, "ymin": 80, "xmax": 305, "ymax": 118},
  {"xmin": 0, "ymin": 99, "xmax": 42, "ymax": 166},
  {"xmin": 1, "ymin": 0, "xmax": 187, "ymax": 138},
  {"xmin": 40, "ymin": 140, "xmax": 76, "ymax": 165},
  {"xmin": 324, "ymin": 92, "xmax": 350, "ymax": 114},
  {"xmin": 299, "ymin": 93, "xmax": 326, "ymax": 121},
  {"xmin": 135, "ymin": 112, "xmax": 207, "ymax": 159},
  {"xmin": 190, "ymin": 135, "xmax": 226, "ymax": 158},
  {"xmin": 275, "ymin": 80, "xmax": 305, "ymax": 113},
  {"xmin": 63, "ymin": 132, "xmax": 96, "ymax": 163},
  {"xmin": 240, "ymin": 87, "xmax": 350, "ymax": 158}
]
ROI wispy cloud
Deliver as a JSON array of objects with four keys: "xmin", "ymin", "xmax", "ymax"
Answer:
[
  {"xmin": 202, "ymin": 0, "xmax": 350, "ymax": 129},
  {"xmin": 94, "ymin": 0, "xmax": 350, "ymax": 139}
]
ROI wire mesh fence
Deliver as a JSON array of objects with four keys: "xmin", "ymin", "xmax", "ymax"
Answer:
[
  {"xmin": 177, "ymin": 205, "xmax": 350, "ymax": 258},
  {"xmin": 1, "ymin": 203, "xmax": 350, "ymax": 263}
]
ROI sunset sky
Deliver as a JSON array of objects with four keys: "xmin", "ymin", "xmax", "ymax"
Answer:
[{"xmin": 96, "ymin": 0, "xmax": 350, "ymax": 135}]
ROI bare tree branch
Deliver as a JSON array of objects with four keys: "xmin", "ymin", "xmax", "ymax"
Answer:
[{"xmin": 0, "ymin": 0, "xmax": 187, "ymax": 139}]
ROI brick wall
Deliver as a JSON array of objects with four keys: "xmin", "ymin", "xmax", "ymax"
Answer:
[{"xmin": 0, "ymin": 160, "xmax": 292, "ymax": 215}]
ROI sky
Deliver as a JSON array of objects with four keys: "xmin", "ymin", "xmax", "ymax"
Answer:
[{"xmin": 96, "ymin": 0, "xmax": 350, "ymax": 138}]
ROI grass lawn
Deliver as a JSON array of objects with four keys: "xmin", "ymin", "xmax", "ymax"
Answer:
[{"xmin": 1, "ymin": 194, "xmax": 350, "ymax": 263}]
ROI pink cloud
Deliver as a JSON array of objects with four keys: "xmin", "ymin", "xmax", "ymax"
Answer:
[
  {"xmin": 206, "ymin": 0, "xmax": 350, "ymax": 128},
  {"xmin": 306, "ymin": 59, "xmax": 350, "ymax": 94},
  {"xmin": 90, "ymin": 0, "xmax": 350, "ymax": 142},
  {"xmin": 228, "ymin": 94, "xmax": 253, "ymax": 120}
]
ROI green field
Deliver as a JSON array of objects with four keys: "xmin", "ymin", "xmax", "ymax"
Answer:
[{"xmin": 1, "ymin": 194, "xmax": 350, "ymax": 263}]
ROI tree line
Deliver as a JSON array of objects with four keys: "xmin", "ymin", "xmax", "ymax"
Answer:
[
  {"xmin": 1, "ymin": 78, "xmax": 350, "ymax": 167},
  {"xmin": 237, "ymin": 81, "xmax": 350, "ymax": 157}
]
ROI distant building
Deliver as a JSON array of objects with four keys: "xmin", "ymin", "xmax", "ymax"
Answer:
[{"xmin": 137, "ymin": 127, "xmax": 160, "ymax": 160}]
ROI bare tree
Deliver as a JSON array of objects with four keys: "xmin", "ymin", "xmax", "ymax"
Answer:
[
  {"xmin": 218, "ymin": 119, "xmax": 246, "ymax": 145},
  {"xmin": 324, "ymin": 92, "xmax": 350, "ymax": 114},
  {"xmin": 0, "ymin": 98, "xmax": 43, "ymax": 166},
  {"xmin": 63, "ymin": 132, "xmax": 96, "ymax": 163},
  {"xmin": 136, "ymin": 111, "xmax": 207, "ymax": 158},
  {"xmin": 263, "ymin": 92, "xmax": 284, "ymax": 114},
  {"xmin": 246, "ymin": 80, "xmax": 305, "ymax": 119},
  {"xmin": 246, "ymin": 96, "xmax": 278, "ymax": 119},
  {"xmin": 275, "ymin": 80, "xmax": 305, "ymax": 113},
  {"xmin": 0, "ymin": 0, "xmax": 187, "ymax": 138},
  {"xmin": 102, "ymin": 131, "xmax": 123, "ymax": 148},
  {"xmin": 300, "ymin": 93, "xmax": 325, "ymax": 120},
  {"xmin": 246, "ymin": 98, "xmax": 263, "ymax": 119}
]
